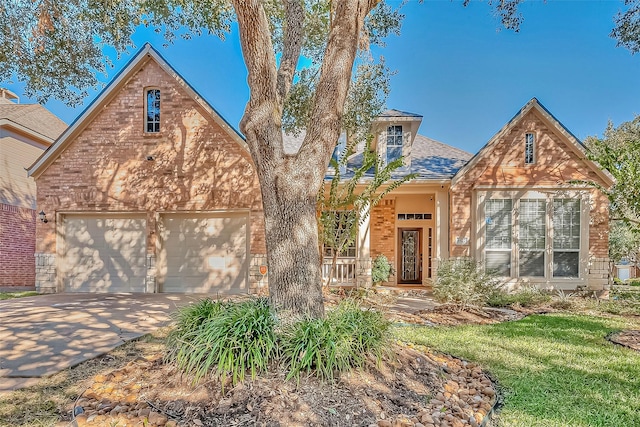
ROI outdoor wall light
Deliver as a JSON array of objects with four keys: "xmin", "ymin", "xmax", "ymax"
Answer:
[{"xmin": 39, "ymin": 210, "xmax": 48, "ymax": 223}]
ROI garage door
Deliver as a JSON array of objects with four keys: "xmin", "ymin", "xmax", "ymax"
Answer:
[
  {"xmin": 159, "ymin": 213, "xmax": 248, "ymax": 293},
  {"xmin": 61, "ymin": 215, "xmax": 147, "ymax": 292}
]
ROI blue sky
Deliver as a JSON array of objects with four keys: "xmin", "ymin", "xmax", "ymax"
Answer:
[{"xmin": 4, "ymin": 0, "xmax": 640, "ymax": 154}]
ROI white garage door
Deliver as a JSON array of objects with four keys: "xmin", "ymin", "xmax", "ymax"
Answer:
[
  {"xmin": 61, "ymin": 215, "xmax": 147, "ymax": 292},
  {"xmin": 159, "ymin": 213, "xmax": 248, "ymax": 293}
]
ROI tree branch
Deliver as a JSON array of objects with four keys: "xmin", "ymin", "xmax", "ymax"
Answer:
[
  {"xmin": 232, "ymin": 0, "xmax": 283, "ymax": 160},
  {"xmin": 298, "ymin": 0, "xmax": 378, "ymax": 171},
  {"xmin": 276, "ymin": 0, "xmax": 304, "ymax": 104}
]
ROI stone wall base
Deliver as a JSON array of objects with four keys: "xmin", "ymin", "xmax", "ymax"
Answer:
[{"xmin": 35, "ymin": 253, "xmax": 57, "ymax": 293}]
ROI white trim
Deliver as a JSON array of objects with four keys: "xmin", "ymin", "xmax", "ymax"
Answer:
[
  {"xmin": 28, "ymin": 44, "xmax": 248, "ymax": 179},
  {"xmin": 452, "ymin": 98, "xmax": 614, "ymax": 189}
]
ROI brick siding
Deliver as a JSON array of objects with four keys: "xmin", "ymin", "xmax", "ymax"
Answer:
[
  {"xmin": 35, "ymin": 58, "xmax": 266, "ymax": 292},
  {"xmin": 0, "ymin": 203, "xmax": 36, "ymax": 288},
  {"xmin": 450, "ymin": 108, "xmax": 611, "ymax": 288}
]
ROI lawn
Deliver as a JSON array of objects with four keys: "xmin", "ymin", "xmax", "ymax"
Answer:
[
  {"xmin": 396, "ymin": 314, "xmax": 640, "ymax": 427},
  {"xmin": 0, "ymin": 291, "xmax": 38, "ymax": 300}
]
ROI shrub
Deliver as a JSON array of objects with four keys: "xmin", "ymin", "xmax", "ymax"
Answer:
[
  {"xmin": 166, "ymin": 298, "xmax": 277, "ymax": 387},
  {"xmin": 434, "ymin": 258, "xmax": 501, "ymax": 309},
  {"xmin": 280, "ymin": 299, "xmax": 390, "ymax": 381},
  {"xmin": 372, "ymin": 254, "xmax": 394, "ymax": 285},
  {"xmin": 487, "ymin": 285, "xmax": 552, "ymax": 308}
]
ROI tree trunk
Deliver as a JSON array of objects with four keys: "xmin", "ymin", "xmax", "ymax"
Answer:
[
  {"xmin": 259, "ymin": 160, "xmax": 325, "ymax": 318},
  {"xmin": 231, "ymin": 0, "xmax": 378, "ymax": 318}
]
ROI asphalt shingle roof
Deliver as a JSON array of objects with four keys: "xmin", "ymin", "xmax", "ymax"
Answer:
[
  {"xmin": 378, "ymin": 109, "xmax": 423, "ymax": 118},
  {"xmin": 409, "ymin": 134, "xmax": 472, "ymax": 179},
  {"xmin": 0, "ymin": 98, "xmax": 67, "ymax": 140},
  {"xmin": 282, "ymin": 131, "xmax": 472, "ymax": 181}
]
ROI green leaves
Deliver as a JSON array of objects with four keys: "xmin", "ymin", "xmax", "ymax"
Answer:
[
  {"xmin": 165, "ymin": 298, "xmax": 278, "ymax": 388},
  {"xmin": 166, "ymin": 297, "xmax": 390, "ymax": 386},
  {"xmin": 585, "ymin": 116, "xmax": 640, "ymax": 231}
]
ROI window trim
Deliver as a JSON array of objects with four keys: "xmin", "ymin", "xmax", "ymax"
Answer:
[
  {"xmin": 525, "ymin": 133, "xmax": 535, "ymax": 165},
  {"xmin": 144, "ymin": 87, "xmax": 161, "ymax": 134},
  {"xmin": 385, "ymin": 124, "xmax": 403, "ymax": 165},
  {"xmin": 478, "ymin": 190, "xmax": 589, "ymax": 284},
  {"xmin": 321, "ymin": 210, "xmax": 357, "ymax": 259}
]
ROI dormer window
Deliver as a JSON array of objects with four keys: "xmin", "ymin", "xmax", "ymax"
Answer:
[
  {"xmin": 386, "ymin": 125, "xmax": 403, "ymax": 163},
  {"xmin": 525, "ymin": 133, "xmax": 535, "ymax": 164},
  {"xmin": 145, "ymin": 89, "xmax": 161, "ymax": 133}
]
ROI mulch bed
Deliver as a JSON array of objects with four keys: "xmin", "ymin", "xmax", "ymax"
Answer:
[
  {"xmin": 608, "ymin": 330, "xmax": 640, "ymax": 352},
  {"xmin": 72, "ymin": 344, "xmax": 497, "ymax": 427}
]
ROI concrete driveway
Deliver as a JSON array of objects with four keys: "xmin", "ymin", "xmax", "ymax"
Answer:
[{"xmin": 0, "ymin": 293, "xmax": 199, "ymax": 394}]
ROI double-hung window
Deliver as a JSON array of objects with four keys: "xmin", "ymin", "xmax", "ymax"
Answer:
[
  {"xmin": 518, "ymin": 199, "xmax": 546, "ymax": 277},
  {"xmin": 145, "ymin": 89, "xmax": 161, "ymax": 133},
  {"xmin": 386, "ymin": 125, "xmax": 403, "ymax": 164},
  {"xmin": 553, "ymin": 199, "xmax": 581, "ymax": 277},
  {"xmin": 483, "ymin": 194, "xmax": 583, "ymax": 280},
  {"xmin": 485, "ymin": 199, "xmax": 512, "ymax": 276},
  {"xmin": 322, "ymin": 211, "xmax": 357, "ymax": 258}
]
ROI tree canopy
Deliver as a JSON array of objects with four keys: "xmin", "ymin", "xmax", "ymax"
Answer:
[
  {"xmin": 585, "ymin": 116, "xmax": 640, "ymax": 229},
  {"xmin": 3, "ymin": 0, "xmax": 640, "ymax": 316}
]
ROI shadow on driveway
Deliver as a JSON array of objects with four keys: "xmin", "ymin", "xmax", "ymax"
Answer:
[{"xmin": 0, "ymin": 293, "xmax": 202, "ymax": 393}]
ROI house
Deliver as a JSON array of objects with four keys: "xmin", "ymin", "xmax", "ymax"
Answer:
[
  {"xmin": 0, "ymin": 89, "xmax": 66, "ymax": 289},
  {"xmin": 27, "ymin": 44, "xmax": 613, "ymax": 294}
]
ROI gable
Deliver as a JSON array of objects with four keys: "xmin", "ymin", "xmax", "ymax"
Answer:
[
  {"xmin": 452, "ymin": 99, "xmax": 614, "ymax": 190},
  {"xmin": 28, "ymin": 44, "xmax": 245, "ymax": 179},
  {"xmin": 33, "ymin": 56, "xmax": 260, "ymax": 215}
]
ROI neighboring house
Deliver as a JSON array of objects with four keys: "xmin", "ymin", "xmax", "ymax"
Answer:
[
  {"xmin": 0, "ymin": 89, "xmax": 66, "ymax": 289},
  {"xmin": 27, "ymin": 44, "xmax": 613, "ymax": 294}
]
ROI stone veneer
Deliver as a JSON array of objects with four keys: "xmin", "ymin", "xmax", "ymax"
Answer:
[{"xmin": 35, "ymin": 253, "xmax": 56, "ymax": 293}]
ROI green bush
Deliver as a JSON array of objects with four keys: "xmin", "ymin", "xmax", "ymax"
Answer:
[
  {"xmin": 434, "ymin": 258, "xmax": 502, "ymax": 308},
  {"xmin": 628, "ymin": 280, "xmax": 640, "ymax": 287},
  {"xmin": 166, "ymin": 298, "xmax": 277, "ymax": 386},
  {"xmin": 280, "ymin": 299, "xmax": 390, "ymax": 381},
  {"xmin": 371, "ymin": 254, "xmax": 394, "ymax": 285},
  {"xmin": 487, "ymin": 285, "xmax": 552, "ymax": 308}
]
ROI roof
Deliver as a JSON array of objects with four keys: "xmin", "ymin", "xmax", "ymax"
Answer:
[
  {"xmin": 377, "ymin": 109, "xmax": 423, "ymax": 119},
  {"xmin": 451, "ymin": 97, "xmax": 615, "ymax": 188},
  {"xmin": 28, "ymin": 43, "xmax": 246, "ymax": 178},
  {"xmin": 0, "ymin": 99, "xmax": 66, "ymax": 142},
  {"xmin": 409, "ymin": 135, "xmax": 472, "ymax": 179}
]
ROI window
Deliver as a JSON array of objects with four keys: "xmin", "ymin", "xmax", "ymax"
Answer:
[
  {"xmin": 553, "ymin": 199, "xmax": 580, "ymax": 277},
  {"xmin": 398, "ymin": 213, "xmax": 432, "ymax": 220},
  {"xmin": 525, "ymin": 133, "xmax": 535, "ymax": 164},
  {"xmin": 386, "ymin": 125, "xmax": 403, "ymax": 164},
  {"xmin": 146, "ymin": 89, "xmax": 161, "ymax": 133},
  {"xmin": 485, "ymin": 199, "xmax": 512, "ymax": 276},
  {"xmin": 482, "ymin": 195, "xmax": 584, "ymax": 280},
  {"xmin": 321, "ymin": 211, "xmax": 356, "ymax": 258},
  {"xmin": 519, "ymin": 199, "xmax": 546, "ymax": 277}
]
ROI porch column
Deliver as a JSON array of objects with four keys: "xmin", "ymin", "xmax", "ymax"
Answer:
[
  {"xmin": 357, "ymin": 202, "xmax": 372, "ymax": 287},
  {"xmin": 435, "ymin": 189, "xmax": 449, "ymax": 274}
]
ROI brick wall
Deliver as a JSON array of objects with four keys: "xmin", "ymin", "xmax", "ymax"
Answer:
[
  {"xmin": 35, "ymin": 58, "xmax": 266, "ymax": 292},
  {"xmin": 370, "ymin": 198, "xmax": 396, "ymax": 284},
  {"xmin": 450, "ymin": 108, "xmax": 611, "ymax": 287},
  {"xmin": 0, "ymin": 203, "xmax": 36, "ymax": 288}
]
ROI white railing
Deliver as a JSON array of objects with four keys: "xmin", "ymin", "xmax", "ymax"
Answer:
[{"xmin": 322, "ymin": 258, "xmax": 357, "ymax": 285}]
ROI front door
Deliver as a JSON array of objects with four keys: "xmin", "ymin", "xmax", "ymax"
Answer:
[{"xmin": 398, "ymin": 228, "xmax": 422, "ymax": 284}]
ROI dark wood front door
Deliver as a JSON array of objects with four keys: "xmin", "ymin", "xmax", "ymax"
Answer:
[{"xmin": 398, "ymin": 228, "xmax": 422, "ymax": 284}]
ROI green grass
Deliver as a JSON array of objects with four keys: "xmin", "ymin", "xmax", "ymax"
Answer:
[
  {"xmin": 396, "ymin": 314, "xmax": 640, "ymax": 427},
  {"xmin": 0, "ymin": 291, "xmax": 38, "ymax": 300}
]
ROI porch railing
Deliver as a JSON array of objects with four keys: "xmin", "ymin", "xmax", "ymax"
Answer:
[{"xmin": 322, "ymin": 257, "xmax": 357, "ymax": 285}]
